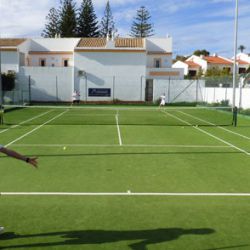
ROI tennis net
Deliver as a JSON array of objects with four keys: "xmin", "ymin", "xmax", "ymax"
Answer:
[{"xmin": 0, "ymin": 104, "xmax": 235, "ymax": 127}]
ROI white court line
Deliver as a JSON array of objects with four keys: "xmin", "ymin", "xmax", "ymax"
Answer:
[
  {"xmin": 162, "ymin": 110, "xmax": 250, "ymax": 156},
  {"xmin": 5, "ymin": 110, "xmax": 68, "ymax": 148},
  {"xmin": 1, "ymin": 192, "xmax": 250, "ymax": 197},
  {"xmin": 178, "ymin": 110, "xmax": 250, "ymax": 140},
  {"xmin": 0, "ymin": 110, "xmax": 54, "ymax": 135},
  {"xmin": 116, "ymin": 113, "xmax": 123, "ymax": 146},
  {"xmin": 11, "ymin": 144, "xmax": 231, "ymax": 148}
]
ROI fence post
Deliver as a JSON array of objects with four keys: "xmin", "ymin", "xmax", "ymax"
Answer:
[
  {"xmin": 56, "ymin": 76, "xmax": 59, "ymax": 102},
  {"xmin": 196, "ymin": 79, "xmax": 199, "ymax": 102},
  {"xmin": 168, "ymin": 77, "xmax": 171, "ymax": 103},
  {"xmin": 239, "ymin": 79, "xmax": 243, "ymax": 108},
  {"xmin": 85, "ymin": 75, "xmax": 88, "ymax": 102},
  {"xmin": 113, "ymin": 76, "xmax": 115, "ymax": 101},
  {"xmin": 28, "ymin": 75, "xmax": 31, "ymax": 104}
]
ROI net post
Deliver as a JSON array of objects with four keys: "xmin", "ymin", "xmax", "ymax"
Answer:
[
  {"xmin": 0, "ymin": 105, "xmax": 3, "ymax": 125},
  {"xmin": 232, "ymin": 106, "xmax": 238, "ymax": 127},
  {"xmin": 168, "ymin": 77, "xmax": 171, "ymax": 103}
]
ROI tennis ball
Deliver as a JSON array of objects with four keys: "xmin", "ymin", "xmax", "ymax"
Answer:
[{"xmin": 63, "ymin": 146, "xmax": 67, "ymax": 150}]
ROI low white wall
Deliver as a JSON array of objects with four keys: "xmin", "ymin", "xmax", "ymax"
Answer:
[
  {"xmin": 18, "ymin": 67, "xmax": 73, "ymax": 102},
  {"xmin": 203, "ymin": 87, "xmax": 250, "ymax": 109},
  {"xmin": 153, "ymin": 79, "xmax": 205, "ymax": 103}
]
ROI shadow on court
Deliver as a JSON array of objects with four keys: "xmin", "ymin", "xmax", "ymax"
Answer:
[{"xmin": 0, "ymin": 228, "xmax": 214, "ymax": 250}]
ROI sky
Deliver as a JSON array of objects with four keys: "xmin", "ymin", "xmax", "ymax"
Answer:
[{"xmin": 0, "ymin": 0, "xmax": 249, "ymax": 58}]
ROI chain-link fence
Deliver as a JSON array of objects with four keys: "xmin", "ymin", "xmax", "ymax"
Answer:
[{"xmin": 3, "ymin": 67, "xmax": 250, "ymax": 108}]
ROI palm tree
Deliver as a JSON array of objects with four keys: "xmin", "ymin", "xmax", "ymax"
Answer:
[{"xmin": 238, "ymin": 45, "xmax": 246, "ymax": 53}]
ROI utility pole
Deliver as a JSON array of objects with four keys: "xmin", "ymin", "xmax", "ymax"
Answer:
[{"xmin": 232, "ymin": 0, "xmax": 239, "ymax": 108}]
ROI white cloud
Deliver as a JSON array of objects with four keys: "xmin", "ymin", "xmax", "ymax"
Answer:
[{"xmin": 0, "ymin": 0, "xmax": 57, "ymax": 37}]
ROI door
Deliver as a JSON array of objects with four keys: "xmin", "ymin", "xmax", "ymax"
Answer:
[{"xmin": 145, "ymin": 79, "xmax": 153, "ymax": 102}]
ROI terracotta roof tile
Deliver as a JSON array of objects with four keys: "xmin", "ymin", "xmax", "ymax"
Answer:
[
  {"xmin": 237, "ymin": 59, "xmax": 250, "ymax": 65},
  {"xmin": 115, "ymin": 38, "xmax": 144, "ymax": 48},
  {"xmin": 0, "ymin": 38, "xmax": 26, "ymax": 47},
  {"xmin": 185, "ymin": 61, "xmax": 201, "ymax": 68},
  {"xmin": 204, "ymin": 56, "xmax": 232, "ymax": 65},
  {"xmin": 77, "ymin": 38, "xmax": 107, "ymax": 47}
]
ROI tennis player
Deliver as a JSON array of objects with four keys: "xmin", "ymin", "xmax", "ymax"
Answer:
[
  {"xmin": 72, "ymin": 90, "xmax": 80, "ymax": 104},
  {"xmin": 0, "ymin": 144, "xmax": 38, "ymax": 234},
  {"xmin": 159, "ymin": 93, "xmax": 166, "ymax": 107}
]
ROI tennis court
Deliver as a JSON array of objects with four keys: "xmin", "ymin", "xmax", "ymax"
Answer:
[{"xmin": 1, "ymin": 105, "xmax": 250, "ymax": 250}]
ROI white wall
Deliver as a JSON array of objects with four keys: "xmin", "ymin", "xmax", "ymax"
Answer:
[
  {"xmin": 203, "ymin": 87, "xmax": 250, "ymax": 109},
  {"xmin": 18, "ymin": 67, "xmax": 73, "ymax": 102},
  {"xmin": 29, "ymin": 54, "xmax": 74, "ymax": 67},
  {"xmin": 172, "ymin": 61, "xmax": 189, "ymax": 75},
  {"xmin": 0, "ymin": 51, "xmax": 19, "ymax": 73},
  {"xmin": 153, "ymin": 79, "xmax": 205, "ymax": 103},
  {"xmin": 147, "ymin": 54, "xmax": 172, "ymax": 68},
  {"xmin": 146, "ymin": 38, "xmax": 172, "ymax": 52},
  {"xmin": 74, "ymin": 51, "xmax": 146, "ymax": 101}
]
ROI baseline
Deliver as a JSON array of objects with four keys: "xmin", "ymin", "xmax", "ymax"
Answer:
[
  {"xmin": 10, "ymin": 144, "xmax": 231, "ymax": 148},
  {"xmin": 1, "ymin": 192, "xmax": 250, "ymax": 197}
]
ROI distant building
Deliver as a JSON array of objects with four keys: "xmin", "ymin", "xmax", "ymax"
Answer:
[{"xmin": 173, "ymin": 53, "xmax": 250, "ymax": 77}]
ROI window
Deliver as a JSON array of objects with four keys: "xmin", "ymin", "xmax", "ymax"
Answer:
[
  {"xmin": 154, "ymin": 59, "xmax": 161, "ymax": 68},
  {"xmin": 239, "ymin": 68, "xmax": 246, "ymax": 74},
  {"xmin": 39, "ymin": 59, "xmax": 46, "ymax": 67},
  {"xmin": 63, "ymin": 59, "xmax": 69, "ymax": 67}
]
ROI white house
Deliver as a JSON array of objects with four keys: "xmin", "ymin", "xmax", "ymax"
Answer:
[
  {"xmin": 0, "ymin": 38, "xmax": 28, "ymax": 73},
  {"xmin": 1, "ymin": 37, "xmax": 183, "ymax": 102},
  {"xmin": 233, "ymin": 53, "xmax": 250, "ymax": 74},
  {"xmin": 173, "ymin": 54, "xmax": 235, "ymax": 76},
  {"xmin": 26, "ymin": 38, "xmax": 80, "ymax": 67},
  {"xmin": 172, "ymin": 60, "xmax": 201, "ymax": 77}
]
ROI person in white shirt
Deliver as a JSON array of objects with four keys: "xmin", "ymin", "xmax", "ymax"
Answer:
[
  {"xmin": 159, "ymin": 94, "xmax": 166, "ymax": 107},
  {"xmin": 0, "ymin": 144, "xmax": 38, "ymax": 235},
  {"xmin": 72, "ymin": 90, "xmax": 80, "ymax": 104}
]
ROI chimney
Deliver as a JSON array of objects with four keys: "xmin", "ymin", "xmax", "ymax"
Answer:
[{"xmin": 213, "ymin": 53, "xmax": 218, "ymax": 57}]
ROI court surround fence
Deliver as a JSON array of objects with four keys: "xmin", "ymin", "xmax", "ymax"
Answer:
[{"xmin": 1, "ymin": 67, "xmax": 249, "ymax": 108}]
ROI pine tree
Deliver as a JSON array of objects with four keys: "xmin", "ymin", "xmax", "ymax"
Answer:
[
  {"xmin": 130, "ymin": 6, "xmax": 154, "ymax": 38},
  {"xmin": 99, "ymin": 0, "xmax": 116, "ymax": 38},
  {"xmin": 59, "ymin": 0, "xmax": 77, "ymax": 37},
  {"xmin": 41, "ymin": 8, "xmax": 60, "ymax": 38},
  {"xmin": 77, "ymin": 0, "xmax": 99, "ymax": 37}
]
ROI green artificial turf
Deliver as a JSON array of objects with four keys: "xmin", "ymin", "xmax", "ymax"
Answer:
[{"xmin": 0, "ymin": 106, "xmax": 250, "ymax": 249}]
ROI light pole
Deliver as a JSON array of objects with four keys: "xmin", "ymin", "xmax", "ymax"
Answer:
[{"xmin": 232, "ymin": 0, "xmax": 239, "ymax": 108}]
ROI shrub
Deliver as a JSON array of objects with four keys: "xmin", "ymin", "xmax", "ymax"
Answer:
[{"xmin": 1, "ymin": 72, "xmax": 16, "ymax": 91}]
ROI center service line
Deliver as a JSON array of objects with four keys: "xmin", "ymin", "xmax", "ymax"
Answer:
[{"xmin": 115, "ymin": 113, "xmax": 123, "ymax": 146}]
